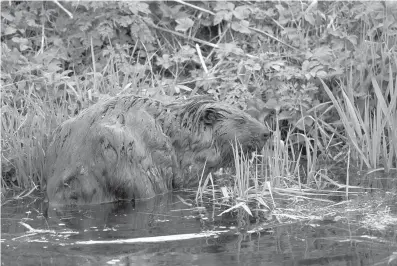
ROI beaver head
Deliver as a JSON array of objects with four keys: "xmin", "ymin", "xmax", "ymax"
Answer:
[{"xmin": 162, "ymin": 96, "xmax": 271, "ymax": 186}]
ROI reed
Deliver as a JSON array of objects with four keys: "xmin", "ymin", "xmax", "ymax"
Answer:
[
  {"xmin": 1, "ymin": 54, "xmax": 155, "ymax": 191},
  {"xmin": 1, "ymin": 88, "xmax": 68, "ymax": 189},
  {"xmin": 320, "ymin": 75, "xmax": 397, "ymax": 174}
]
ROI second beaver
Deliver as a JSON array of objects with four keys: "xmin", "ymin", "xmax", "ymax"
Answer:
[{"xmin": 44, "ymin": 94, "xmax": 271, "ymax": 205}]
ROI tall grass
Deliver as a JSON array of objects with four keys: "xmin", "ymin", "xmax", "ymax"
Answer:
[
  {"xmin": 200, "ymin": 98, "xmax": 368, "ymax": 215},
  {"xmin": 1, "ymin": 88, "xmax": 68, "ymax": 189},
  {"xmin": 213, "ymin": 120, "xmax": 332, "ymax": 216},
  {"xmin": 1, "ymin": 49, "xmax": 157, "ymax": 191},
  {"xmin": 217, "ymin": 141, "xmax": 272, "ymax": 216},
  {"xmin": 320, "ymin": 70, "xmax": 397, "ymax": 173}
]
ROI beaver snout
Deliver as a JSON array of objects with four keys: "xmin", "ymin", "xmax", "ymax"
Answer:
[
  {"xmin": 245, "ymin": 127, "xmax": 271, "ymax": 152},
  {"xmin": 258, "ymin": 126, "xmax": 271, "ymax": 143},
  {"xmin": 262, "ymin": 127, "xmax": 271, "ymax": 139},
  {"xmin": 255, "ymin": 127, "xmax": 272, "ymax": 149}
]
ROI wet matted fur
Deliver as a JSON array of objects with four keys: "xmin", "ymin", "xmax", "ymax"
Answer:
[{"xmin": 44, "ymin": 94, "xmax": 271, "ymax": 205}]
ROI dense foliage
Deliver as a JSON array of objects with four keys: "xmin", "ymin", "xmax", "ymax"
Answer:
[{"xmin": 1, "ymin": 1, "xmax": 396, "ymax": 190}]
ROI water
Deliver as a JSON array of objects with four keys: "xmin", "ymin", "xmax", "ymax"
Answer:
[{"xmin": 1, "ymin": 192, "xmax": 396, "ymax": 266}]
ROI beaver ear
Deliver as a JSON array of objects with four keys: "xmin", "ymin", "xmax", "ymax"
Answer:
[{"xmin": 202, "ymin": 109, "xmax": 220, "ymax": 125}]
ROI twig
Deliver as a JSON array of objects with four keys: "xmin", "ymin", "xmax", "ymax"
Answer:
[
  {"xmin": 195, "ymin": 43, "xmax": 208, "ymax": 74},
  {"xmin": 52, "ymin": 0, "xmax": 73, "ymax": 19},
  {"xmin": 90, "ymin": 36, "xmax": 97, "ymax": 92},
  {"xmin": 147, "ymin": 22, "xmax": 218, "ymax": 49},
  {"xmin": 14, "ymin": 185, "xmax": 37, "ymax": 200},
  {"xmin": 346, "ymin": 147, "xmax": 350, "ymax": 199},
  {"xmin": 305, "ymin": 0, "xmax": 318, "ymax": 13},
  {"xmin": 146, "ymin": 22, "xmax": 258, "ymax": 59},
  {"xmin": 19, "ymin": 221, "xmax": 56, "ymax": 234},
  {"xmin": 196, "ymin": 160, "xmax": 209, "ymax": 203},
  {"xmin": 173, "ymin": 0, "xmax": 215, "ymax": 15},
  {"xmin": 19, "ymin": 221, "xmax": 36, "ymax": 232},
  {"xmin": 149, "ymin": 2, "xmax": 298, "ymax": 53},
  {"xmin": 176, "ymin": 195, "xmax": 193, "ymax": 207},
  {"xmin": 205, "ymin": 24, "xmax": 229, "ymax": 61},
  {"xmin": 12, "ymin": 233, "xmax": 37, "ymax": 241},
  {"xmin": 76, "ymin": 231, "xmax": 228, "ymax": 245},
  {"xmin": 37, "ymin": 5, "xmax": 45, "ymax": 55},
  {"xmin": 248, "ymin": 26, "xmax": 300, "ymax": 51}
]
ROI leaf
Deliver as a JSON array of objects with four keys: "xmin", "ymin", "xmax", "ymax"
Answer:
[
  {"xmin": 136, "ymin": 22, "xmax": 155, "ymax": 43},
  {"xmin": 214, "ymin": 2, "xmax": 235, "ymax": 11},
  {"xmin": 302, "ymin": 60, "xmax": 311, "ymax": 72},
  {"xmin": 310, "ymin": 65, "xmax": 324, "ymax": 76},
  {"xmin": 284, "ymin": 27, "xmax": 300, "ymax": 41},
  {"xmin": 19, "ymin": 44, "xmax": 30, "ymax": 51},
  {"xmin": 240, "ymin": 203, "xmax": 253, "ymax": 216},
  {"xmin": 116, "ymin": 15, "xmax": 135, "ymax": 27},
  {"xmin": 302, "ymin": 60, "xmax": 320, "ymax": 74},
  {"xmin": 304, "ymin": 12, "xmax": 315, "ymax": 25},
  {"xmin": 346, "ymin": 35, "xmax": 358, "ymax": 46},
  {"xmin": 217, "ymin": 43, "xmax": 244, "ymax": 56},
  {"xmin": 159, "ymin": 3, "xmax": 182, "ymax": 19},
  {"xmin": 295, "ymin": 117, "xmax": 314, "ymax": 131},
  {"xmin": 121, "ymin": 2, "xmax": 149, "ymax": 15},
  {"xmin": 26, "ymin": 18, "xmax": 40, "ymax": 28},
  {"xmin": 312, "ymin": 46, "xmax": 332, "ymax": 62},
  {"xmin": 213, "ymin": 11, "xmax": 224, "ymax": 25},
  {"xmin": 175, "ymin": 85, "xmax": 192, "ymax": 92},
  {"xmin": 97, "ymin": 22, "xmax": 114, "ymax": 38},
  {"xmin": 247, "ymin": 98, "xmax": 264, "ymax": 109},
  {"xmin": 4, "ymin": 26, "xmax": 17, "ymax": 35},
  {"xmin": 328, "ymin": 29, "xmax": 344, "ymax": 38},
  {"xmin": 320, "ymin": 79, "xmax": 371, "ymax": 168},
  {"xmin": 265, "ymin": 98, "xmax": 281, "ymax": 110},
  {"xmin": 245, "ymin": 61, "xmax": 261, "ymax": 71},
  {"xmin": 200, "ymin": 18, "xmax": 212, "ymax": 27},
  {"xmin": 231, "ymin": 20, "xmax": 251, "ymax": 34},
  {"xmin": 175, "ymin": 17, "xmax": 194, "ymax": 32},
  {"xmin": 11, "ymin": 37, "xmax": 29, "ymax": 46},
  {"xmin": 1, "ymin": 11, "xmax": 15, "ymax": 21},
  {"xmin": 174, "ymin": 45, "xmax": 196, "ymax": 63},
  {"xmin": 47, "ymin": 61, "xmax": 62, "ymax": 72},
  {"xmin": 130, "ymin": 24, "xmax": 141, "ymax": 35},
  {"xmin": 218, "ymin": 202, "xmax": 252, "ymax": 216},
  {"xmin": 316, "ymin": 71, "xmax": 327, "ymax": 78},
  {"xmin": 255, "ymin": 197, "xmax": 270, "ymax": 209},
  {"xmin": 264, "ymin": 60, "xmax": 285, "ymax": 71},
  {"xmin": 51, "ymin": 36, "xmax": 64, "ymax": 47},
  {"xmin": 220, "ymin": 187, "xmax": 230, "ymax": 198},
  {"xmin": 17, "ymin": 80, "xmax": 27, "ymax": 91},
  {"xmin": 134, "ymin": 2, "xmax": 150, "ymax": 14},
  {"xmin": 156, "ymin": 54, "xmax": 173, "ymax": 69},
  {"xmin": 278, "ymin": 110, "xmax": 293, "ymax": 120},
  {"xmin": 214, "ymin": 10, "xmax": 232, "ymax": 25},
  {"xmin": 233, "ymin": 5, "xmax": 251, "ymax": 20}
]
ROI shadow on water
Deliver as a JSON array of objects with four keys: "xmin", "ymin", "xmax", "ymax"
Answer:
[{"xmin": 1, "ymin": 192, "xmax": 397, "ymax": 266}]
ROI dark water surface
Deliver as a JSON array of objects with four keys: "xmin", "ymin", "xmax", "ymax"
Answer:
[{"xmin": 1, "ymin": 192, "xmax": 396, "ymax": 266}]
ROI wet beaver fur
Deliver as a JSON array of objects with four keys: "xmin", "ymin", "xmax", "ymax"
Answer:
[{"xmin": 44, "ymin": 94, "xmax": 271, "ymax": 205}]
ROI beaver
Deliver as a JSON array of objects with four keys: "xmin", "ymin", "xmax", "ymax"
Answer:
[{"xmin": 44, "ymin": 94, "xmax": 271, "ymax": 205}]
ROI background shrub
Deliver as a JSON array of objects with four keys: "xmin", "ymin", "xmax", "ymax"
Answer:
[{"xmin": 1, "ymin": 1, "xmax": 396, "ymax": 190}]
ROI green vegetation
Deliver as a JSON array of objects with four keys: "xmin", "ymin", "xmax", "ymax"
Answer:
[{"xmin": 1, "ymin": 1, "xmax": 396, "ymax": 213}]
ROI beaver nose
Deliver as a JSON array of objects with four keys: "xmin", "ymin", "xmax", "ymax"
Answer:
[{"xmin": 263, "ymin": 128, "xmax": 271, "ymax": 139}]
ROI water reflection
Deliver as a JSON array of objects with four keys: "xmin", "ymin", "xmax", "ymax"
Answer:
[
  {"xmin": 1, "ymin": 192, "xmax": 396, "ymax": 266},
  {"xmin": 47, "ymin": 193, "xmax": 210, "ymax": 241}
]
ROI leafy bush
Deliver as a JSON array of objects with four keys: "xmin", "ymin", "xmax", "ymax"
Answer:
[{"xmin": 1, "ymin": 1, "xmax": 396, "ymax": 190}]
